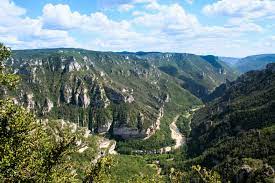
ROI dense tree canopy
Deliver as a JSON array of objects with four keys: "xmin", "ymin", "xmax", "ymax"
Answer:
[
  {"xmin": 0, "ymin": 44, "xmax": 112, "ymax": 182},
  {"xmin": 0, "ymin": 43, "xmax": 81, "ymax": 182}
]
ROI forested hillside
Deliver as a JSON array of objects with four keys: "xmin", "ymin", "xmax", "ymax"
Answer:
[
  {"xmin": 2, "ymin": 0, "xmax": 275, "ymax": 182},
  {"xmin": 120, "ymin": 52, "xmax": 237, "ymax": 100},
  {"xmin": 235, "ymin": 54, "xmax": 275, "ymax": 73},
  {"xmin": 2, "ymin": 49, "xmax": 236, "ymax": 150},
  {"xmin": 220, "ymin": 54, "xmax": 275, "ymax": 73},
  {"xmin": 1, "ymin": 45, "xmax": 274, "ymax": 182},
  {"xmin": 186, "ymin": 63, "xmax": 275, "ymax": 181},
  {"xmin": 5, "ymin": 49, "xmax": 202, "ymax": 141}
]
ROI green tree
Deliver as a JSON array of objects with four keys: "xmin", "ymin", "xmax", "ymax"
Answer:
[
  {"xmin": 0, "ymin": 43, "xmax": 79, "ymax": 182},
  {"xmin": 0, "ymin": 44, "xmax": 19, "ymax": 89},
  {"xmin": 84, "ymin": 156, "xmax": 114, "ymax": 183},
  {"xmin": 128, "ymin": 173, "xmax": 163, "ymax": 183},
  {"xmin": 169, "ymin": 165, "xmax": 221, "ymax": 183},
  {"xmin": 0, "ymin": 43, "xmax": 117, "ymax": 182},
  {"xmin": 192, "ymin": 165, "xmax": 221, "ymax": 183}
]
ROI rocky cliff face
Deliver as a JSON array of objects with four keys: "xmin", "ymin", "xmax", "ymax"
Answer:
[
  {"xmin": 42, "ymin": 98, "xmax": 54, "ymax": 114},
  {"xmin": 7, "ymin": 48, "xmax": 234, "ymax": 140}
]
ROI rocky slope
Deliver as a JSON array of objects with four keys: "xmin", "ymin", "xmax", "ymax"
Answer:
[
  {"xmin": 119, "ymin": 52, "xmax": 238, "ymax": 100},
  {"xmin": 4, "ymin": 48, "xmax": 235, "ymax": 140},
  {"xmin": 187, "ymin": 63, "xmax": 275, "ymax": 181}
]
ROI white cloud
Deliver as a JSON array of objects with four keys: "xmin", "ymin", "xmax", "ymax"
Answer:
[
  {"xmin": 40, "ymin": 3, "xmax": 144, "ymax": 50},
  {"xmin": 132, "ymin": 3, "xmax": 262, "ymax": 39},
  {"xmin": 132, "ymin": 11, "xmax": 146, "ymax": 16},
  {"xmin": 203, "ymin": 0, "xmax": 275, "ymax": 20},
  {"xmin": 131, "ymin": 0, "xmax": 162, "ymax": 10},
  {"xmin": 0, "ymin": 0, "xmax": 26, "ymax": 18},
  {"xmin": 185, "ymin": 0, "xmax": 193, "ymax": 4},
  {"xmin": 1, "ymin": 0, "xmax": 274, "ymax": 57},
  {"xmin": 0, "ymin": 0, "xmax": 26, "ymax": 26},
  {"xmin": 132, "ymin": 0, "xmax": 156, "ymax": 4},
  {"xmin": 118, "ymin": 4, "xmax": 134, "ymax": 12},
  {"xmin": 144, "ymin": 1, "xmax": 162, "ymax": 10},
  {"xmin": 42, "ymin": 3, "xmax": 131, "ymax": 34},
  {"xmin": 42, "ymin": 4, "xmax": 83, "ymax": 30},
  {"xmin": 133, "ymin": 4, "xmax": 200, "ymax": 33},
  {"xmin": 0, "ymin": 0, "xmax": 78, "ymax": 49}
]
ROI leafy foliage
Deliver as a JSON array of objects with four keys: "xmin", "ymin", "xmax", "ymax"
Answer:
[
  {"xmin": 0, "ymin": 44, "xmax": 80, "ymax": 182},
  {"xmin": 109, "ymin": 155, "xmax": 162, "ymax": 182},
  {"xmin": 0, "ymin": 44, "xmax": 102, "ymax": 182},
  {"xmin": 191, "ymin": 165, "xmax": 221, "ymax": 183},
  {"xmin": 176, "ymin": 114, "xmax": 191, "ymax": 137},
  {"xmin": 186, "ymin": 64, "xmax": 275, "ymax": 181},
  {"xmin": 84, "ymin": 156, "xmax": 114, "ymax": 183},
  {"xmin": 0, "ymin": 44, "xmax": 19, "ymax": 90},
  {"xmin": 168, "ymin": 165, "xmax": 221, "ymax": 183}
]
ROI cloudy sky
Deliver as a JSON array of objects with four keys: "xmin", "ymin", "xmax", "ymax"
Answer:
[{"xmin": 1, "ymin": 0, "xmax": 275, "ymax": 57}]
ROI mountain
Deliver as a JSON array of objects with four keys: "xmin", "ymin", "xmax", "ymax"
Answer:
[
  {"xmin": 228, "ymin": 54, "xmax": 275, "ymax": 73},
  {"xmin": 186, "ymin": 63, "xmax": 275, "ymax": 181},
  {"xmin": 6, "ymin": 49, "xmax": 195, "ymax": 140},
  {"xmin": 219, "ymin": 56, "xmax": 240, "ymax": 66},
  {"xmin": 220, "ymin": 54, "xmax": 275, "ymax": 74},
  {"xmin": 119, "ymin": 52, "xmax": 238, "ymax": 100},
  {"xmin": 3, "ymin": 49, "xmax": 236, "ymax": 144},
  {"xmin": 2, "ymin": 47, "xmax": 274, "ymax": 182}
]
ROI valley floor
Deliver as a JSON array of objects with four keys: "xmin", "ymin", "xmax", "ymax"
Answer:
[
  {"xmin": 159, "ymin": 106, "xmax": 202, "ymax": 153},
  {"xmin": 169, "ymin": 115, "xmax": 184, "ymax": 149},
  {"xmin": 159, "ymin": 115, "xmax": 184, "ymax": 153},
  {"xmin": 87, "ymin": 105, "xmax": 203, "ymax": 182},
  {"xmin": 114, "ymin": 106, "xmax": 202, "ymax": 155}
]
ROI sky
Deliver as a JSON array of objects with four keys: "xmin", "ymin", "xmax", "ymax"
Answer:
[{"xmin": 1, "ymin": 0, "xmax": 275, "ymax": 57}]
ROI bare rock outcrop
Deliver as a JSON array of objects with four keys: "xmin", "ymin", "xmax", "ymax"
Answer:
[{"xmin": 42, "ymin": 98, "xmax": 54, "ymax": 114}]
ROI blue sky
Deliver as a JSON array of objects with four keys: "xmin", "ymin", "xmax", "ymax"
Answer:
[{"xmin": 1, "ymin": 0, "xmax": 275, "ymax": 57}]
